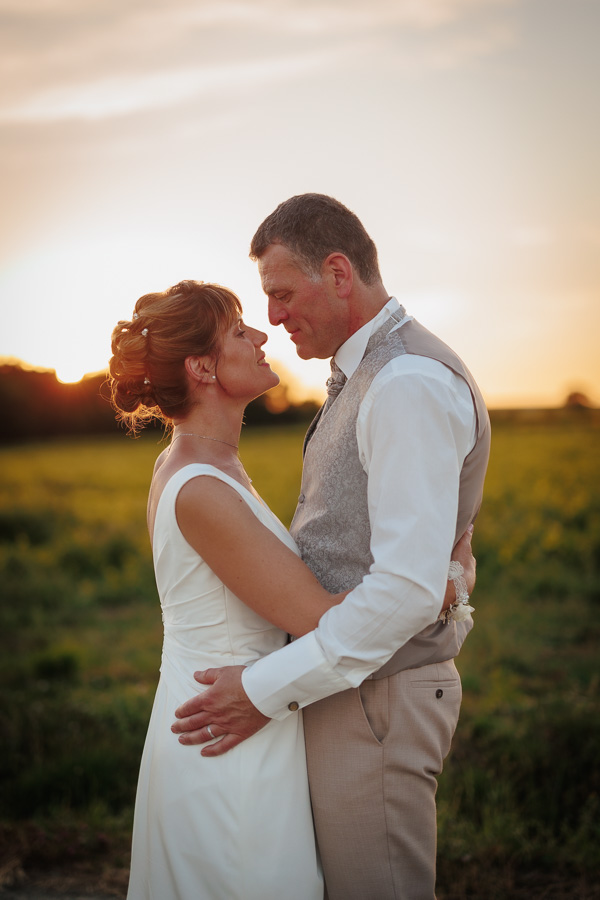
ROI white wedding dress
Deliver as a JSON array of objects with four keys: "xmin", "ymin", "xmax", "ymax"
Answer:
[{"xmin": 127, "ymin": 464, "xmax": 323, "ymax": 900}]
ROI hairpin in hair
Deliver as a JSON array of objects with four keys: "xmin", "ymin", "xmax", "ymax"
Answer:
[
  {"xmin": 144, "ymin": 376, "xmax": 151, "ymax": 385},
  {"xmin": 133, "ymin": 312, "xmax": 139, "ymax": 320},
  {"xmin": 141, "ymin": 328, "xmax": 148, "ymax": 337}
]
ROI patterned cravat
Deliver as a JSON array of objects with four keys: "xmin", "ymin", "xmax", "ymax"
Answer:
[
  {"xmin": 302, "ymin": 360, "xmax": 347, "ymax": 454},
  {"xmin": 323, "ymin": 360, "xmax": 347, "ymax": 412}
]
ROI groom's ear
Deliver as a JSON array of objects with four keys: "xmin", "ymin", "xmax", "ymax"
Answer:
[
  {"xmin": 322, "ymin": 253, "xmax": 353, "ymax": 298},
  {"xmin": 185, "ymin": 355, "xmax": 216, "ymax": 384}
]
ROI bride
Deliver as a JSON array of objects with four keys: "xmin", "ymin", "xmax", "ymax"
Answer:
[{"xmin": 109, "ymin": 279, "xmax": 474, "ymax": 900}]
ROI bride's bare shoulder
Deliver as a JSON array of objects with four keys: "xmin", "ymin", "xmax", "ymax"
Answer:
[
  {"xmin": 152, "ymin": 446, "xmax": 170, "ymax": 479},
  {"xmin": 147, "ymin": 447, "xmax": 180, "ymax": 536}
]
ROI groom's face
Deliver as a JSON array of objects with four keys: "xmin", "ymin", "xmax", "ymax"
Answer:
[{"xmin": 258, "ymin": 243, "xmax": 348, "ymax": 360}]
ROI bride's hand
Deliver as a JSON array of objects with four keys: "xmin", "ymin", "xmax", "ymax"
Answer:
[{"xmin": 441, "ymin": 525, "xmax": 476, "ymax": 613}]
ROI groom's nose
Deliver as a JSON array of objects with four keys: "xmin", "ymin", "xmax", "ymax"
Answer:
[{"xmin": 268, "ymin": 297, "xmax": 288, "ymax": 326}]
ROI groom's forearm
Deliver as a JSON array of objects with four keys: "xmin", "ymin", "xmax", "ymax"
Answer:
[
  {"xmin": 241, "ymin": 570, "xmax": 440, "ymax": 720},
  {"xmin": 242, "ymin": 632, "xmax": 353, "ymax": 718}
]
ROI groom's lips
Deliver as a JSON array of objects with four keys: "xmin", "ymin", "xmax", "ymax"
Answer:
[{"xmin": 287, "ymin": 328, "xmax": 300, "ymax": 342}]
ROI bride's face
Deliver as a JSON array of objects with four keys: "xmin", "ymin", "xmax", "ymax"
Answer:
[{"xmin": 215, "ymin": 318, "xmax": 279, "ymax": 401}]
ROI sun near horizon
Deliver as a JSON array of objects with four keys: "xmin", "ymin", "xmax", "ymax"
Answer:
[
  {"xmin": 2, "ymin": 354, "xmax": 597, "ymax": 412},
  {"xmin": 0, "ymin": 0, "xmax": 599, "ymax": 420}
]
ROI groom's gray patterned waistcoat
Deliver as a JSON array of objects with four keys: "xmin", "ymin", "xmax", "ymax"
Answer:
[{"xmin": 290, "ymin": 311, "xmax": 491, "ymax": 676}]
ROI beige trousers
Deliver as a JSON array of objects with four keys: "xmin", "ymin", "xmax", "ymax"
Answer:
[{"xmin": 303, "ymin": 659, "xmax": 462, "ymax": 900}]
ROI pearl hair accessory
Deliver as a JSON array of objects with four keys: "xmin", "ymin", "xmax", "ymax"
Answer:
[{"xmin": 141, "ymin": 328, "xmax": 148, "ymax": 336}]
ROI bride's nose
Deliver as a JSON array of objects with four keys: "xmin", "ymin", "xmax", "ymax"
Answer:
[{"xmin": 252, "ymin": 328, "xmax": 268, "ymax": 346}]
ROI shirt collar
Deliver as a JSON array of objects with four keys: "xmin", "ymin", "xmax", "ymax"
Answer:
[{"xmin": 334, "ymin": 296, "xmax": 401, "ymax": 380}]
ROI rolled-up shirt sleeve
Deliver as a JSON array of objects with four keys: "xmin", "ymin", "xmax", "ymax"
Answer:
[{"xmin": 242, "ymin": 355, "xmax": 476, "ymax": 719}]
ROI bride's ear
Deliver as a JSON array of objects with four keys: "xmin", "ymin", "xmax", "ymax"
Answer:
[{"xmin": 185, "ymin": 355, "xmax": 216, "ymax": 384}]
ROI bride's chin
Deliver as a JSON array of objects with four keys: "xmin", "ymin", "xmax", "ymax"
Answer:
[
  {"xmin": 262, "ymin": 370, "xmax": 280, "ymax": 389},
  {"xmin": 249, "ymin": 377, "xmax": 280, "ymax": 403}
]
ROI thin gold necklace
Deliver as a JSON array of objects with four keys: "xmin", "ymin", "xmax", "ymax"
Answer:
[{"xmin": 172, "ymin": 432, "xmax": 239, "ymax": 451}]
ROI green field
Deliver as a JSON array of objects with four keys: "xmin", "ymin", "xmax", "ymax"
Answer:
[{"xmin": 1, "ymin": 421, "xmax": 599, "ymax": 898}]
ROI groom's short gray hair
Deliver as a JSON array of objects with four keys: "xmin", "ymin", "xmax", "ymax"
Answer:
[{"xmin": 249, "ymin": 193, "xmax": 382, "ymax": 286}]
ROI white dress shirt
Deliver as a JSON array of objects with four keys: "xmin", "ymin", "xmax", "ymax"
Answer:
[{"xmin": 242, "ymin": 298, "xmax": 477, "ymax": 719}]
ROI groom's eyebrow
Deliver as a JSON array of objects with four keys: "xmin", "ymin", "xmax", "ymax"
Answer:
[
  {"xmin": 260, "ymin": 271, "xmax": 284, "ymax": 295},
  {"xmin": 263, "ymin": 280, "xmax": 289, "ymax": 298}
]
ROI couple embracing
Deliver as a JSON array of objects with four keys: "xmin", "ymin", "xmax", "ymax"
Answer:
[{"xmin": 109, "ymin": 193, "xmax": 490, "ymax": 900}]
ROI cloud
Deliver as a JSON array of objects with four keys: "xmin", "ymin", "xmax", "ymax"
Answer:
[
  {"xmin": 166, "ymin": 0, "xmax": 516, "ymax": 33},
  {"xmin": 0, "ymin": 51, "xmax": 338, "ymax": 122},
  {"xmin": 0, "ymin": 0, "xmax": 519, "ymax": 125},
  {"xmin": 0, "ymin": 0, "xmax": 518, "ymax": 91},
  {"xmin": 0, "ymin": 0, "xmax": 515, "ymax": 20}
]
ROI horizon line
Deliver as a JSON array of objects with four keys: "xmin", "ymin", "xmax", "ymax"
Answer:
[{"xmin": 0, "ymin": 355, "xmax": 597, "ymax": 412}]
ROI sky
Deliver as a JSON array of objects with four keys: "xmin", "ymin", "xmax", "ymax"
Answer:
[{"xmin": 0, "ymin": 0, "xmax": 598, "ymax": 407}]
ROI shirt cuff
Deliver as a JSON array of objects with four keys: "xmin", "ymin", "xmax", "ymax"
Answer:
[{"xmin": 241, "ymin": 631, "xmax": 353, "ymax": 720}]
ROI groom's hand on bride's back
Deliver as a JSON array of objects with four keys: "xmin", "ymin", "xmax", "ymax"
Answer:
[{"xmin": 171, "ymin": 665, "xmax": 270, "ymax": 757}]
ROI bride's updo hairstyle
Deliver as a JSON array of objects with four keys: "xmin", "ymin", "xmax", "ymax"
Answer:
[{"xmin": 109, "ymin": 280, "xmax": 242, "ymax": 434}]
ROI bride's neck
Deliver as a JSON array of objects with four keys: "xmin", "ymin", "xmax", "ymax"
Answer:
[
  {"xmin": 168, "ymin": 409, "xmax": 253, "ymax": 491},
  {"xmin": 172, "ymin": 407, "xmax": 242, "ymax": 452}
]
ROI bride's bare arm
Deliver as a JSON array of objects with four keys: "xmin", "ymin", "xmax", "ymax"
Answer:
[{"xmin": 175, "ymin": 475, "xmax": 346, "ymax": 638}]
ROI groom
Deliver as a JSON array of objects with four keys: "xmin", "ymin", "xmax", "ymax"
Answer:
[{"xmin": 173, "ymin": 194, "xmax": 490, "ymax": 899}]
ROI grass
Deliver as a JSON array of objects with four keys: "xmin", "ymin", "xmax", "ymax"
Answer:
[
  {"xmin": 435, "ymin": 421, "xmax": 600, "ymax": 897},
  {"xmin": 0, "ymin": 421, "xmax": 599, "ymax": 898}
]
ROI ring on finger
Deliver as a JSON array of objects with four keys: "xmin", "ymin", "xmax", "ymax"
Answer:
[{"xmin": 206, "ymin": 725, "xmax": 215, "ymax": 740}]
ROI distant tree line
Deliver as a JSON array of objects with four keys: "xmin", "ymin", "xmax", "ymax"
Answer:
[
  {"xmin": 0, "ymin": 365, "xmax": 320, "ymax": 444},
  {"xmin": 1, "ymin": 364, "xmax": 597, "ymax": 444}
]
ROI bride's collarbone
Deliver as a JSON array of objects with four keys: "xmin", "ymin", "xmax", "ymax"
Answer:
[
  {"xmin": 217, "ymin": 461, "xmax": 254, "ymax": 492},
  {"xmin": 156, "ymin": 446, "xmax": 254, "ymax": 496},
  {"xmin": 181, "ymin": 456, "xmax": 253, "ymax": 493}
]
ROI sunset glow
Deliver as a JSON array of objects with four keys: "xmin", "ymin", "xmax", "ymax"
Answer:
[{"xmin": 1, "ymin": 0, "xmax": 599, "ymax": 408}]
